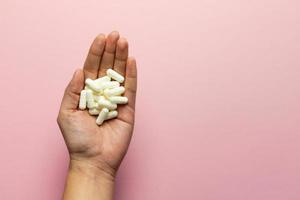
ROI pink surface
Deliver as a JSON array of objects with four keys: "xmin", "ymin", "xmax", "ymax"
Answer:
[{"xmin": 0, "ymin": 0, "xmax": 300, "ymax": 199}]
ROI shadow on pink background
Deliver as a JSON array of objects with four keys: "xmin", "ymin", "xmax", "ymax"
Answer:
[{"xmin": 0, "ymin": 0, "xmax": 300, "ymax": 199}]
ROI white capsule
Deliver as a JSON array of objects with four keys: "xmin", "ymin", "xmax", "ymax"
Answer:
[
  {"xmin": 96, "ymin": 108, "xmax": 109, "ymax": 125},
  {"xmin": 89, "ymin": 108, "xmax": 100, "ymax": 115},
  {"xmin": 94, "ymin": 90, "xmax": 103, "ymax": 96},
  {"xmin": 106, "ymin": 110, "xmax": 118, "ymax": 120},
  {"xmin": 94, "ymin": 76, "xmax": 111, "ymax": 85},
  {"xmin": 94, "ymin": 95, "xmax": 102, "ymax": 102},
  {"xmin": 85, "ymin": 85, "xmax": 101, "ymax": 95},
  {"xmin": 104, "ymin": 86, "xmax": 125, "ymax": 97},
  {"xmin": 84, "ymin": 85, "xmax": 92, "ymax": 90},
  {"xmin": 86, "ymin": 90, "xmax": 97, "ymax": 108},
  {"xmin": 106, "ymin": 69, "xmax": 124, "ymax": 83},
  {"xmin": 98, "ymin": 95, "xmax": 106, "ymax": 101},
  {"xmin": 98, "ymin": 81, "xmax": 120, "ymax": 90},
  {"xmin": 78, "ymin": 90, "xmax": 87, "ymax": 110},
  {"xmin": 95, "ymin": 96, "xmax": 105, "ymax": 108},
  {"xmin": 98, "ymin": 98, "xmax": 117, "ymax": 110},
  {"xmin": 108, "ymin": 96, "xmax": 128, "ymax": 104},
  {"xmin": 85, "ymin": 78, "xmax": 102, "ymax": 92}
]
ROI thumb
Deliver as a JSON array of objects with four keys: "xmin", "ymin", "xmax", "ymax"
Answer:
[{"xmin": 60, "ymin": 69, "xmax": 84, "ymax": 111}]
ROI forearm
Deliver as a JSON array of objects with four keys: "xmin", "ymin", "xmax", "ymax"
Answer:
[{"xmin": 63, "ymin": 160, "xmax": 115, "ymax": 200}]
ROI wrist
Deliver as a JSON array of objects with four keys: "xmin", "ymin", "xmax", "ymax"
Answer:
[
  {"xmin": 69, "ymin": 159, "xmax": 116, "ymax": 183},
  {"xmin": 63, "ymin": 159, "xmax": 115, "ymax": 200}
]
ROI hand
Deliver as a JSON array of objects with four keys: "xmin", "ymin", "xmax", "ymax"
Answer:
[{"xmin": 57, "ymin": 31, "xmax": 137, "ymax": 179}]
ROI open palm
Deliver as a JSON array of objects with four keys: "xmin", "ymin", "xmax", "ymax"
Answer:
[{"xmin": 57, "ymin": 31, "xmax": 137, "ymax": 176}]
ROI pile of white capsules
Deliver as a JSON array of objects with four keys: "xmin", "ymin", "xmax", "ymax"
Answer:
[{"xmin": 78, "ymin": 69, "xmax": 128, "ymax": 125}]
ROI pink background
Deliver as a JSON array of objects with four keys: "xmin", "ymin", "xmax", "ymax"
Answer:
[{"xmin": 0, "ymin": 0, "xmax": 300, "ymax": 199}]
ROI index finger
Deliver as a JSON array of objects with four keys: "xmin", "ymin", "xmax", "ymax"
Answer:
[{"xmin": 83, "ymin": 34, "xmax": 106, "ymax": 79}]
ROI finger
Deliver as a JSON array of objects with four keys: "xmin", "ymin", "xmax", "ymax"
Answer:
[
  {"xmin": 113, "ymin": 37, "xmax": 128, "ymax": 77},
  {"xmin": 124, "ymin": 57, "xmax": 137, "ymax": 109},
  {"xmin": 60, "ymin": 69, "xmax": 84, "ymax": 111},
  {"xmin": 83, "ymin": 34, "xmax": 106, "ymax": 79},
  {"xmin": 98, "ymin": 31, "xmax": 119, "ymax": 77}
]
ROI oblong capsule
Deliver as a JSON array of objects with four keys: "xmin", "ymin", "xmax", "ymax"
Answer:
[
  {"xmin": 84, "ymin": 85, "xmax": 92, "ymax": 90},
  {"xmin": 94, "ymin": 95, "xmax": 102, "ymax": 102},
  {"xmin": 85, "ymin": 78, "xmax": 102, "ymax": 92},
  {"xmin": 106, "ymin": 110, "xmax": 118, "ymax": 120},
  {"xmin": 108, "ymin": 96, "xmax": 128, "ymax": 104},
  {"xmin": 106, "ymin": 69, "xmax": 124, "ymax": 83},
  {"xmin": 79, "ymin": 90, "xmax": 87, "ymax": 110},
  {"xmin": 89, "ymin": 108, "xmax": 100, "ymax": 115},
  {"xmin": 104, "ymin": 86, "xmax": 125, "ymax": 97},
  {"xmin": 86, "ymin": 90, "xmax": 97, "ymax": 108},
  {"xmin": 98, "ymin": 98, "xmax": 117, "ymax": 110},
  {"xmin": 94, "ymin": 76, "xmax": 111, "ymax": 85},
  {"xmin": 99, "ymin": 81, "xmax": 120, "ymax": 90},
  {"xmin": 96, "ymin": 108, "xmax": 109, "ymax": 125}
]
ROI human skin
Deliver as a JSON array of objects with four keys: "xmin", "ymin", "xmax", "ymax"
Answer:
[{"xmin": 57, "ymin": 31, "xmax": 137, "ymax": 200}]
